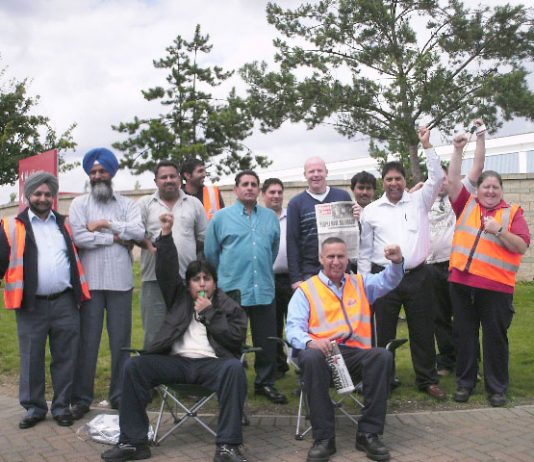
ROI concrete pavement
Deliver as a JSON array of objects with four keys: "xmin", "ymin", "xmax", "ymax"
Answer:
[{"xmin": 1, "ymin": 393, "xmax": 534, "ymax": 462}]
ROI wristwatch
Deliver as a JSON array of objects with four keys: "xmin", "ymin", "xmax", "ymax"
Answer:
[{"xmin": 495, "ymin": 227, "xmax": 504, "ymax": 237}]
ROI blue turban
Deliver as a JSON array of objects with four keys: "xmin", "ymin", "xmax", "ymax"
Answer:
[{"xmin": 82, "ymin": 148, "xmax": 119, "ymax": 177}]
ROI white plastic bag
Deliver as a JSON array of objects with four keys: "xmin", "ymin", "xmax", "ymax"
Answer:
[{"xmin": 77, "ymin": 414, "xmax": 154, "ymax": 445}]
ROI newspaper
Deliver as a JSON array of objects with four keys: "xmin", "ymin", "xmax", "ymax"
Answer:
[{"xmin": 315, "ymin": 201, "xmax": 359, "ymax": 259}]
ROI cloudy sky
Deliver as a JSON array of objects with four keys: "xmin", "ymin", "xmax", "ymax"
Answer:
[{"xmin": 1, "ymin": 0, "xmax": 533, "ymax": 203}]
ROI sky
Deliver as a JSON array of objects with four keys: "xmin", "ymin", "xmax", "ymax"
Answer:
[{"xmin": 1, "ymin": 0, "xmax": 533, "ymax": 203}]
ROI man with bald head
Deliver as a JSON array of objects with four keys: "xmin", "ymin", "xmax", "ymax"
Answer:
[
  {"xmin": 69, "ymin": 148, "xmax": 145, "ymax": 418},
  {"xmin": 0, "ymin": 172, "xmax": 90, "ymax": 429},
  {"xmin": 287, "ymin": 157, "xmax": 352, "ymax": 290}
]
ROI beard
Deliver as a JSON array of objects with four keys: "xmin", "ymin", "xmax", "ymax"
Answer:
[{"xmin": 90, "ymin": 180, "xmax": 113, "ymax": 203}]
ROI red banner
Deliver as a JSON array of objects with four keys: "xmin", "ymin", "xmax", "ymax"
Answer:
[{"xmin": 18, "ymin": 149, "xmax": 59, "ymax": 212}]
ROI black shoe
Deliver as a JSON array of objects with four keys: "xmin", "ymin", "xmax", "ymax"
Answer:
[
  {"xmin": 101, "ymin": 443, "xmax": 151, "ymax": 462},
  {"xmin": 307, "ymin": 438, "xmax": 336, "ymax": 462},
  {"xmin": 390, "ymin": 377, "xmax": 401, "ymax": 391},
  {"xmin": 255, "ymin": 385, "xmax": 288, "ymax": 404},
  {"xmin": 18, "ymin": 415, "xmax": 45, "ymax": 429},
  {"xmin": 71, "ymin": 403, "xmax": 90, "ymax": 420},
  {"xmin": 54, "ymin": 413, "xmax": 74, "ymax": 427},
  {"xmin": 213, "ymin": 444, "xmax": 248, "ymax": 462},
  {"xmin": 454, "ymin": 387, "xmax": 472, "ymax": 403},
  {"xmin": 488, "ymin": 393, "xmax": 507, "ymax": 407},
  {"xmin": 355, "ymin": 433, "xmax": 390, "ymax": 461}
]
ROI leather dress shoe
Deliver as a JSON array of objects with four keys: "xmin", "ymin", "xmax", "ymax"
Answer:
[
  {"xmin": 19, "ymin": 415, "xmax": 45, "ymax": 429},
  {"xmin": 424, "ymin": 384, "xmax": 447, "ymax": 400},
  {"xmin": 454, "ymin": 387, "xmax": 472, "ymax": 403},
  {"xmin": 307, "ymin": 438, "xmax": 336, "ymax": 462},
  {"xmin": 255, "ymin": 385, "xmax": 288, "ymax": 404},
  {"xmin": 54, "ymin": 413, "xmax": 74, "ymax": 427},
  {"xmin": 355, "ymin": 432, "xmax": 390, "ymax": 461},
  {"xmin": 214, "ymin": 444, "xmax": 248, "ymax": 462},
  {"xmin": 71, "ymin": 403, "xmax": 90, "ymax": 420},
  {"xmin": 488, "ymin": 393, "xmax": 507, "ymax": 407}
]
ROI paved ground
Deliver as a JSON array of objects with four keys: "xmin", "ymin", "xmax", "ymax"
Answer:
[{"xmin": 1, "ymin": 393, "xmax": 534, "ymax": 462}]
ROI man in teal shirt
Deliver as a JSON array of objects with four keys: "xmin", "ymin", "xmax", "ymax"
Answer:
[{"xmin": 205, "ymin": 170, "xmax": 287, "ymax": 404}]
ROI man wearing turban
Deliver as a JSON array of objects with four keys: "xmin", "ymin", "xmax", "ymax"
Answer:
[
  {"xmin": 0, "ymin": 172, "xmax": 91, "ymax": 429},
  {"xmin": 68, "ymin": 148, "xmax": 145, "ymax": 419}
]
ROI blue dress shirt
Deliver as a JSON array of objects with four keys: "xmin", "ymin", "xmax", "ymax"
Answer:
[
  {"xmin": 29, "ymin": 210, "xmax": 72, "ymax": 296},
  {"xmin": 286, "ymin": 262, "xmax": 405, "ymax": 349},
  {"xmin": 204, "ymin": 200, "xmax": 280, "ymax": 307}
]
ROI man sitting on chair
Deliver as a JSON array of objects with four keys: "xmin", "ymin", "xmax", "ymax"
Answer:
[
  {"xmin": 286, "ymin": 237, "xmax": 404, "ymax": 462},
  {"xmin": 101, "ymin": 213, "xmax": 249, "ymax": 462}
]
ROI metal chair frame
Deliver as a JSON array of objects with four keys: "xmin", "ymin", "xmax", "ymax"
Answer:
[
  {"xmin": 124, "ymin": 347, "xmax": 258, "ymax": 445},
  {"xmin": 274, "ymin": 337, "xmax": 408, "ymax": 440}
]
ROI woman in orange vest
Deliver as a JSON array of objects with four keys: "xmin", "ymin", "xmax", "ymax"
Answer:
[{"xmin": 447, "ymin": 130, "xmax": 530, "ymax": 407}]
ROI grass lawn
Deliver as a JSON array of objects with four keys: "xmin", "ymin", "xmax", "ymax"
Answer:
[{"xmin": 1, "ymin": 273, "xmax": 533, "ymax": 415}]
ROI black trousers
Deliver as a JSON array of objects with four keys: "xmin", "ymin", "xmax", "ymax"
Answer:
[
  {"xmin": 299, "ymin": 347, "xmax": 393, "ymax": 440},
  {"xmin": 449, "ymin": 282, "xmax": 514, "ymax": 395},
  {"xmin": 119, "ymin": 355, "xmax": 247, "ymax": 445},
  {"xmin": 274, "ymin": 274, "xmax": 293, "ymax": 371},
  {"xmin": 372, "ymin": 264, "xmax": 438, "ymax": 389},
  {"xmin": 243, "ymin": 302, "xmax": 278, "ymax": 387},
  {"xmin": 428, "ymin": 261, "xmax": 456, "ymax": 371}
]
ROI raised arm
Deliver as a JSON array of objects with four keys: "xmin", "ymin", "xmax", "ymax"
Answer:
[
  {"xmin": 417, "ymin": 126, "xmax": 445, "ymax": 210},
  {"xmin": 466, "ymin": 119, "xmax": 486, "ymax": 186},
  {"xmin": 447, "ymin": 133, "xmax": 469, "ymax": 203},
  {"xmin": 155, "ymin": 213, "xmax": 184, "ymax": 309}
]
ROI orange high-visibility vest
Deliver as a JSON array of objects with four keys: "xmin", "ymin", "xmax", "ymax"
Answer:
[
  {"xmin": 449, "ymin": 196, "xmax": 523, "ymax": 288},
  {"xmin": 1, "ymin": 217, "xmax": 91, "ymax": 309},
  {"xmin": 203, "ymin": 185, "xmax": 222, "ymax": 221},
  {"xmin": 300, "ymin": 274, "xmax": 372, "ymax": 349}
]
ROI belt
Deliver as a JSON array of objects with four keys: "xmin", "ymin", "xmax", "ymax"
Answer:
[
  {"xmin": 404, "ymin": 262, "xmax": 426, "ymax": 274},
  {"xmin": 430, "ymin": 260, "xmax": 450, "ymax": 268},
  {"xmin": 371, "ymin": 262, "xmax": 425, "ymax": 275},
  {"xmin": 35, "ymin": 288, "xmax": 72, "ymax": 301}
]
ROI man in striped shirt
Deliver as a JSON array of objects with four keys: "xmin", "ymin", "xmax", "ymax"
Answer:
[{"xmin": 68, "ymin": 148, "xmax": 145, "ymax": 419}]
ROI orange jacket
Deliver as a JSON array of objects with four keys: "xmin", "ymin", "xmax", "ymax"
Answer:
[
  {"xmin": 203, "ymin": 185, "xmax": 222, "ymax": 220},
  {"xmin": 300, "ymin": 274, "xmax": 372, "ymax": 349},
  {"xmin": 2, "ymin": 216, "xmax": 91, "ymax": 309},
  {"xmin": 450, "ymin": 196, "xmax": 522, "ymax": 288}
]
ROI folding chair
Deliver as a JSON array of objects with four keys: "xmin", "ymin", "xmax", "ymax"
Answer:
[
  {"xmin": 271, "ymin": 337, "xmax": 407, "ymax": 440},
  {"xmin": 123, "ymin": 346, "xmax": 259, "ymax": 445}
]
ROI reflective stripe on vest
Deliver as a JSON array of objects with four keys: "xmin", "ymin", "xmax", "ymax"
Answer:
[
  {"xmin": 300, "ymin": 274, "xmax": 372, "ymax": 349},
  {"xmin": 2, "ymin": 217, "xmax": 91, "ymax": 309},
  {"xmin": 449, "ymin": 196, "xmax": 522, "ymax": 287},
  {"xmin": 3, "ymin": 217, "xmax": 26, "ymax": 309},
  {"xmin": 64, "ymin": 222, "xmax": 91, "ymax": 301},
  {"xmin": 203, "ymin": 185, "xmax": 222, "ymax": 221}
]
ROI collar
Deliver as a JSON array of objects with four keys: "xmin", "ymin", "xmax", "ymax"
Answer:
[
  {"xmin": 318, "ymin": 270, "xmax": 346, "ymax": 290},
  {"xmin": 375, "ymin": 190, "xmax": 411, "ymax": 206},
  {"xmin": 28, "ymin": 208, "xmax": 56, "ymax": 223},
  {"xmin": 152, "ymin": 189, "xmax": 185, "ymax": 204},
  {"xmin": 235, "ymin": 199, "xmax": 258, "ymax": 214}
]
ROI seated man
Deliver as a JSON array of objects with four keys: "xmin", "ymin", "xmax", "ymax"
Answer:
[
  {"xmin": 101, "ymin": 213, "xmax": 249, "ymax": 462},
  {"xmin": 286, "ymin": 237, "xmax": 404, "ymax": 462}
]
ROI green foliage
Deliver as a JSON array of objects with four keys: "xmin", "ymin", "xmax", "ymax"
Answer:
[
  {"xmin": 112, "ymin": 25, "xmax": 271, "ymax": 179},
  {"xmin": 0, "ymin": 63, "xmax": 78, "ymax": 186},
  {"xmin": 241, "ymin": 1, "xmax": 534, "ymax": 183}
]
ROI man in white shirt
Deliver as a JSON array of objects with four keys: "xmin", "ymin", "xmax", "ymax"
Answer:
[
  {"xmin": 358, "ymin": 127, "xmax": 447, "ymax": 399},
  {"xmin": 262, "ymin": 178, "xmax": 291, "ymax": 378},
  {"xmin": 138, "ymin": 160, "xmax": 207, "ymax": 348}
]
